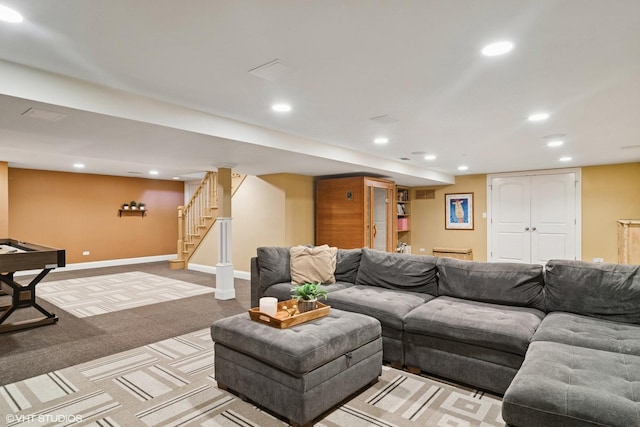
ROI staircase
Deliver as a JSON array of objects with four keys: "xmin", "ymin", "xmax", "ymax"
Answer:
[{"xmin": 169, "ymin": 171, "xmax": 245, "ymax": 269}]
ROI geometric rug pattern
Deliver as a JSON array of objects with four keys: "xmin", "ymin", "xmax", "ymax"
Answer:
[
  {"xmin": 0, "ymin": 328, "xmax": 505, "ymax": 426},
  {"xmin": 36, "ymin": 272, "xmax": 214, "ymax": 318}
]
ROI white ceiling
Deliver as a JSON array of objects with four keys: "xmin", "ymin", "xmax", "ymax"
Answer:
[{"xmin": 0, "ymin": 0, "xmax": 639, "ymax": 186}]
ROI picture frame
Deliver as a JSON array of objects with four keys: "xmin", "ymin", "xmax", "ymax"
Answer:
[{"xmin": 445, "ymin": 193, "xmax": 474, "ymax": 230}]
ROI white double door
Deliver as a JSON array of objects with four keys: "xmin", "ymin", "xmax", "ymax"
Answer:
[{"xmin": 488, "ymin": 170, "xmax": 580, "ymax": 264}]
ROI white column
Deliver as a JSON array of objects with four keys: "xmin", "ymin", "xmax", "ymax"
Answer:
[{"xmin": 215, "ymin": 217, "xmax": 235, "ymax": 300}]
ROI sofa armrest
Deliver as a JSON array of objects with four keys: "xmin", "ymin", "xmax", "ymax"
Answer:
[{"xmin": 250, "ymin": 257, "xmax": 261, "ymax": 308}]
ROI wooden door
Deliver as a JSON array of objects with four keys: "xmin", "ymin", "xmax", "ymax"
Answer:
[{"xmin": 365, "ymin": 178, "xmax": 395, "ymax": 251}]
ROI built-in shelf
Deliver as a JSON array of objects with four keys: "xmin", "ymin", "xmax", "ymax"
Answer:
[{"xmin": 118, "ymin": 209, "xmax": 147, "ymax": 217}]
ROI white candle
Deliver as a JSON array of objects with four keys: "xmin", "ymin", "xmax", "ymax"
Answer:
[{"xmin": 259, "ymin": 297, "xmax": 278, "ymax": 317}]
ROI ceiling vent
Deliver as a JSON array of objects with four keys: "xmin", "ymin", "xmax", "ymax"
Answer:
[
  {"xmin": 369, "ymin": 114, "xmax": 399, "ymax": 124},
  {"xmin": 21, "ymin": 107, "xmax": 66, "ymax": 122},
  {"xmin": 248, "ymin": 59, "xmax": 291, "ymax": 82}
]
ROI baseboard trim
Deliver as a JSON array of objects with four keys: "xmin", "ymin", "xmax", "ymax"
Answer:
[
  {"xmin": 13, "ymin": 255, "xmax": 251, "ymax": 280},
  {"xmin": 14, "ymin": 254, "xmax": 176, "ymax": 277},
  {"xmin": 188, "ymin": 263, "xmax": 250, "ymax": 280}
]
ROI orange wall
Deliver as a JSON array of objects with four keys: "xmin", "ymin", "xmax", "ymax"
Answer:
[
  {"xmin": 8, "ymin": 168, "xmax": 183, "ymax": 264},
  {"xmin": 0, "ymin": 162, "xmax": 8, "ymax": 236}
]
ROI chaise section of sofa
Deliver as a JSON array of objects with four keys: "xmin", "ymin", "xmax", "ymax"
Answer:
[
  {"xmin": 404, "ymin": 257, "xmax": 546, "ymax": 394},
  {"xmin": 503, "ymin": 259, "xmax": 640, "ymax": 427}
]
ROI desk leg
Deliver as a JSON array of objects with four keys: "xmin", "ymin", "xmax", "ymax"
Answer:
[{"xmin": 0, "ymin": 269, "xmax": 58, "ymax": 333}]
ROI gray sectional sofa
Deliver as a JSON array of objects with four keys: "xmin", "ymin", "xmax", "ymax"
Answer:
[{"xmin": 250, "ymin": 246, "xmax": 640, "ymax": 427}]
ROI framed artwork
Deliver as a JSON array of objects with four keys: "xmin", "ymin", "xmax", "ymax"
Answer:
[{"xmin": 445, "ymin": 193, "xmax": 474, "ymax": 230}]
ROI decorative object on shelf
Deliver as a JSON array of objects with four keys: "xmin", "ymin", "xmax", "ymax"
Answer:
[
  {"xmin": 122, "ymin": 202, "xmax": 130, "ymax": 210},
  {"xmin": 139, "ymin": 202, "xmax": 145, "ymax": 211},
  {"xmin": 130, "ymin": 200, "xmax": 138, "ymax": 210},
  {"xmin": 445, "ymin": 193, "xmax": 474, "ymax": 230},
  {"xmin": 291, "ymin": 282, "xmax": 328, "ymax": 313}
]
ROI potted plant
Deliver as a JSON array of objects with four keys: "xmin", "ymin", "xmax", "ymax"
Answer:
[
  {"xmin": 122, "ymin": 202, "xmax": 130, "ymax": 210},
  {"xmin": 130, "ymin": 201, "xmax": 137, "ymax": 210},
  {"xmin": 291, "ymin": 282, "xmax": 328, "ymax": 313},
  {"xmin": 139, "ymin": 202, "xmax": 145, "ymax": 211}
]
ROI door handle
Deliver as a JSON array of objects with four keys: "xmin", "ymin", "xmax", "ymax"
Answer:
[
  {"xmin": 525, "ymin": 227, "xmax": 530, "ymax": 231},
  {"xmin": 532, "ymin": 227, "xmax": 537, "ymax": 231}
]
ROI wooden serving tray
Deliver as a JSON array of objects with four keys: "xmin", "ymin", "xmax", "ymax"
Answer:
[{"xmin": 248, "ymin": 299, "xmax": 330, "ymax": 329}]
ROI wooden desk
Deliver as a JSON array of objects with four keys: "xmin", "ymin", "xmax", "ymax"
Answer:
[{"xmin": 0, "ymin": 238, "xmax": 66, "ymax": 333}]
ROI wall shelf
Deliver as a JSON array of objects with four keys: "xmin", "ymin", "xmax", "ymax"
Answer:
[{"xmin": 118, "ymin": 209, "xmax": 147, "ymax": 218}]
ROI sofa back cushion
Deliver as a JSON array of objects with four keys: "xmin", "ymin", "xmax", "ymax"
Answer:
[
  {"xmin": 335, "ymin": 248, "xmax": 362, "ymax": 283},
  {"xmin": 256, "ymin": 247, "xmax": 291, "ymax": 293},
  {"xmin": 545, "ymin": 259, "xmax": 640, "ymax": 324},
  {"xmin": 437, "ymin": 257, "xmax": 545, "ymax": 310},
  {"xmin": 356, "ymin": 248, "xmax": 438, "ymax": 295}
]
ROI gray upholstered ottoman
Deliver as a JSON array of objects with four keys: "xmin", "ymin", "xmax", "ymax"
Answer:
[{"xmin": 210, "ymin": 308, "xmax": 382, "ymax": 426}]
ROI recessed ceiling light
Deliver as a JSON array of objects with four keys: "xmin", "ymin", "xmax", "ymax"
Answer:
[
  {"xmin": 0, "ymin": 4, "xmax": 23, "ymax": 23},
  {"xmin": 73, "ymin": 163, "xmax": 85, "ymax": 169},
  {"xmin": 528, "ymin": 112, "xmax": 550, "ymax": 122},
  {"xmin": 559, "ymin": 157, "xmax": 572, "ymax": 162},
  {"xmin": 149, "ymin": 170, "xmax": 159, "ymax": 175},
  {"xmin": 481, "ymin": 41, "xmax": 514, "ymax": 57},
  {"xmin": 547, "ymin": 140, "xmax": 564, "ymax": 147},
  {"xmin": 374, "ymin": 137, "xmax": 389, "ymax": 144},
  {"xmin": 424, "ymin": 154, "xmax": 437, "ymax": 160},
  {"xmin": 272, "ymin": 103, "xmax": 292, "ymax": 112},
  {"xmin": 458, "ymin": 165, "xmax": 469, "ymax": 171}
]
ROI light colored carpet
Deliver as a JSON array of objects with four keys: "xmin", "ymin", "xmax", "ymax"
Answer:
[
  {"xmin": 37, "ymin": 272, "xmax": 214, "ymax": 318},
  {"xmin": 0, "ymin": 328, "xmax": 505, "ymax": 426}
]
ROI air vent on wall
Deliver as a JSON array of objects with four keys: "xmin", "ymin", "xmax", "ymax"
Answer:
[{"xmin": 415, "ymin": 189, "xmax": 435, "ymax": 199}]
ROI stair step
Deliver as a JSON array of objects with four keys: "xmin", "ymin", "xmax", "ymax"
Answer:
[{"xmin": 169, "ymin": 259, "xmax": 186, "ymax": 270}]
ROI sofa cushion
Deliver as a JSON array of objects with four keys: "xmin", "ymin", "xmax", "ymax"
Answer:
[
  {"xmin": 404, "ymin": 296, "xmax": 545, "ymax": 356},
  {"xmin": 355, "ymin": 248, "xmax": 438, "ymax": 295},
  {"xmin": 334, "ymin": 248, "xmax": 362, "ymax": 283},
  {"xmin": 545, "ymin": 259, "xmax": 640, "ymax": 324},
  {"xmin": 436, "ymin": 257, "xmax": 545, "ymax": 311},
  {"xmin": 257, "ymin": 247, "xmax": 291, "ymax": 293},
  {"xmin": 503, "ymin": 341, "xmax": 640, "ymax": 427},
  {"xmin": 290, "ymin": 244, "xmax": 338, "ymax": 284},
  {"xmin": 327, "ymin": 285, "xmax": 434, "ymax": 330},
  {"xmin": 533, "ymin": 311, "xmax": 640, "ymax": 356},
  {"xmin": 263, "ymin": 281, "xmax": 355, "ymax": 302}
]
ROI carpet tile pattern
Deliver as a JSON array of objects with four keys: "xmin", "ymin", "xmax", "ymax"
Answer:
[
  {"xmin": 37, "ymin": 272, "xmax": 214, "ymax": 317},
  {"xmin": 1, "ymin": 328, "xmax": 504, "ymax": 426}
]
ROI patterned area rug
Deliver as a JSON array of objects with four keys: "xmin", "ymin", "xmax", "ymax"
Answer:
[
  {"xmin": 37, "ymin": 272, "xmax": 214, "ymax": 317},
  {"xmin": 0, "ymin": 329, "xmax": 505, "ymax": 426}
]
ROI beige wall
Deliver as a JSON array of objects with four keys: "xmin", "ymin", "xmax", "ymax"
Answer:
[
  {"xmin": 582, "ymin": 162, "xmax": 640, "ymax": 262},
  {"xmin": 411, "ymin": 174, "xmax": 488, "ymax": 260},
  {"xmin": 189, "ymin": 173, "xmax": 315, "ymax": 272},
  {"xmin": 8, "ymin": 168, "xmax": 183, "ymax": 263},
  {"xmin": 410, "ymin": 163, "xmax": 640, "ymax": 263}
]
